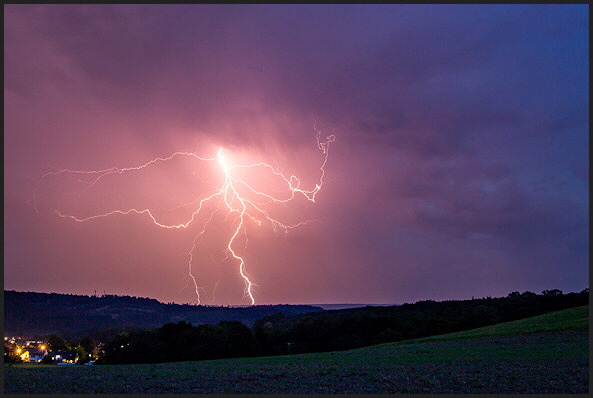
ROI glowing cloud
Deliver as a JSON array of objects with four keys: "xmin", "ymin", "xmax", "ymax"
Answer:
[{"xmin": 33, "ymin": 131, "xmax": 335, "ymax": 305}]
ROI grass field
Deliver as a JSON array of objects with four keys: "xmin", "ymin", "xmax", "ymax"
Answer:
[
  {"xmin": 4, "ymin": 305, "xmax": 588, "ymax": 394},
  {"xmin": 399, "ymin": 304, "xmax": 589, "ymax": 344}
]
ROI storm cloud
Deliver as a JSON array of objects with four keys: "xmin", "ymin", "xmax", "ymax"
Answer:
[{"xmin": 4, "ymin": 4, "xmax": 588, "ymax": 304}]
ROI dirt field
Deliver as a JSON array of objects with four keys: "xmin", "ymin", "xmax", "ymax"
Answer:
[{"xmin": 4, "ymin": 330, "xmax": 588, "ymax": 394}]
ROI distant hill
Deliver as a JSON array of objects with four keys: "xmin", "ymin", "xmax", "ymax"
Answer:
[
  {"xmin": 3, "ymin": 290, "xmax": 323, "ymax": 339},
  {"xmin": 313, "ymin": 303, "xmax": 398, "ymax": 310}
]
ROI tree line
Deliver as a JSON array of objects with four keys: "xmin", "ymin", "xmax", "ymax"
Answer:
[
  {"xmin": 96, "ymin": 321, "xmax": 255, "ymax": 364},
  {"xmin": 96, "ymin": 289, "xmax": 588, "ymax": 364}
]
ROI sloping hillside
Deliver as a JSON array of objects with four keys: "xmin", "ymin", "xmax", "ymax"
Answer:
[{"xmin": 402, "ymin": 304, "xmax": 589, "ymax": 343}]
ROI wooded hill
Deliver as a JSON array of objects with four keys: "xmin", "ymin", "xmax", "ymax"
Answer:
[{"xmin": 3, "ymin": 290, "xmax": 322, "ymax": 339}]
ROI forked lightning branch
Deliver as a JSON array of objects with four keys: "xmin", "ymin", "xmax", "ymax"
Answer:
[{"xmin": 33, "ymin": 132, "xmax": 335, "ymax": 305}]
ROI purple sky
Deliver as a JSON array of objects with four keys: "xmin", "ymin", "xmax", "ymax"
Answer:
[{"xmin": 4, "ymin": 4, "xmax": 589, "ymax": 305}]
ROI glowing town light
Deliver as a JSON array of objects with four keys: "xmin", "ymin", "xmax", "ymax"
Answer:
[{"xmin": 33, "ymin": 131, "xmax": 335, "ymax": 305}]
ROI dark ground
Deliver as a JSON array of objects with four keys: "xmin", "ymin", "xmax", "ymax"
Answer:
[{"xmin": 3, "ymin": 330, "xmax": 588, "ymax": 394}]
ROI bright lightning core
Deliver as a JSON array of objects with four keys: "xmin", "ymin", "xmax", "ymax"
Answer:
[{"xmin": 33, "ymin": 132, "xmax": 335, "ymax": 305}]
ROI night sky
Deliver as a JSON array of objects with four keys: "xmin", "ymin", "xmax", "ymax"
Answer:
[{"xmin": 4, "ymin": 4, "xmax": 589, "ymax": 305}]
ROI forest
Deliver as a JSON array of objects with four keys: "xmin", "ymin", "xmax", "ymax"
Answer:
[{"xmin": 96, "ymin": 288, "xmax": 588, "ymax": 364}]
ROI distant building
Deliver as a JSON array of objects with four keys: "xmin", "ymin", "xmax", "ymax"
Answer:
[
  {"xmin": 25, "ymin": 348, "xmax": 46, "ymax": 362},
  {"xmin": 18, "ymin": 350, "xmax": 30, "ymax": 362},
  {"xmin": 52, "ymin": 350, "xmax": 76, "ymax": 363}
]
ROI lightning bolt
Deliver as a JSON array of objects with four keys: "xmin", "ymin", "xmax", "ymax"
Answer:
[{"xmin": 33, "ymin": 131, "xmax": 335, "ymax": 305}]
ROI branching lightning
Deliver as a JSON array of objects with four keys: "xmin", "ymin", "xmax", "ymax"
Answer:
[{"xmin": 33, "ymin": 131, "xmax": 335, "ymax": 305}]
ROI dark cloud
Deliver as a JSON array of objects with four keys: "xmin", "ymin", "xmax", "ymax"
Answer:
[{"xmin": 4, "ymin": 4, "xmax": 588, "ymax": 304}]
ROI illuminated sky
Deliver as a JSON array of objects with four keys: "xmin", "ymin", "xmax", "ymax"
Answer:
[{"xmin": 4, "ymin": 4, "xmax": 589, "ymax": 305}]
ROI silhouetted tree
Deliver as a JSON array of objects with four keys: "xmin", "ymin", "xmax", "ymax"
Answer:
[
  {"xmin": 80, "ymin": 336, "xmax": 95, "ymax": 355},
  {"xmin": 48, "ymin": 335, "xmax": 67, "ymax": 352},
  {"xmin": 74, "ymin": 346, "xmax": 87, "ymax": 363},
  {"xmin": 542, "ymin": 289, "xmax": 563, "ymax": 296}
]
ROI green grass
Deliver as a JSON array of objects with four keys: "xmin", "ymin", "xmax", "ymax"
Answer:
[
  {"xmin": 394, "ymin": 305, "xmax": 588, "ymax": 345},
  {"xmin": 4, "ymin": 305, "xmax": 588, "ymax": 393}
]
